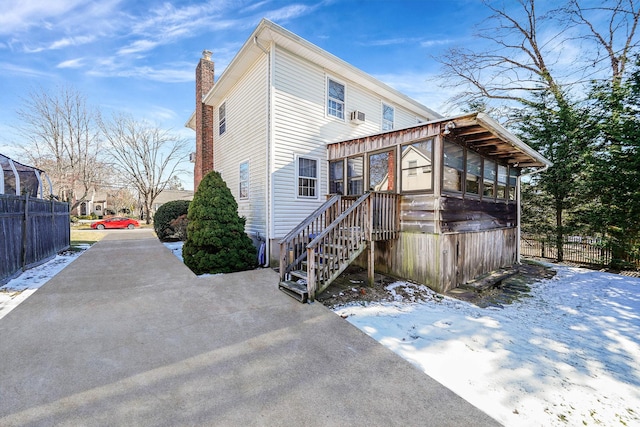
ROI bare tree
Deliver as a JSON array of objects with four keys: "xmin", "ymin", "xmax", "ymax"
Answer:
[
  {"xmin": 563, "ymin": 0, "xmax": 640, "ymax": 87},
  {"xmin": 100, "ymin": 114, "xmax": 190, "ymax": 224},
  {"xmin": 14, "ymin": 86, "xmax": 106, "ymax": 210},
  {"xmin": 438, "ymin": 0, "xmax": 640, "ymax": 108}
]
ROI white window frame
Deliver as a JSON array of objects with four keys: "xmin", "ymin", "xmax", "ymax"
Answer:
[
  {"xmin": 218, "ymin": 101, "xmax": 226, "ymax": 135},
  {"xmin": 326, "ymin": 76, "xmax": 346, "ymax": 120},
  {"xmin": 239, "ymin": 160, "xmax": 249, "ymax": 200},
  {"xmin": 296, "ymin": 155, "xmax": 319, "ymax": 199},
  {"xmin": 382, "ymin": 102, "xmax": 394, "ymax": 131}
]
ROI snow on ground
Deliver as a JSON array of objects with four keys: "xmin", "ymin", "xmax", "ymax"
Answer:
[
  {"xmin": 0, "ymin": 245, "xmax": 89, "ymax": 320},
  {"xmin": 163, "ymin": 241, "xmax": 184, "ymax": 262},
  {"xmin": 334, "ymin": 265, "xmax": 640, "ymax": 427}
]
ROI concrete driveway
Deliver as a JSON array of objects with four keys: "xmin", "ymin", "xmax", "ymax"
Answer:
[{"xmin": 0, "ymin": 230, "xmax": 500, "ymax": 426}]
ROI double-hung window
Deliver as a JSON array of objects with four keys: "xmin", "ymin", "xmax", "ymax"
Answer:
[
  {"xmin": 327, "ymin": 78, "xmax": 345, "ymax": 119},
  {"xmin": 219, "ymin": 102, "xmax": 226, "ymax": 135},
  {"xmin": 297, "ymin": 157, "xmax": 317, "ymax": 198},
  {"xmin": 382, "ymin": 103, "xmax": 394, "ymax": 131},
  {"xmin": 239, "ymin": 161, "xmax": 249, "ymax": 199}
]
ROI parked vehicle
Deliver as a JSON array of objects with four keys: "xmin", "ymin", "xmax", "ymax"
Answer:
[{"xmin": 91, "ymin": 217, "xmax": 139, "ymax": 230}]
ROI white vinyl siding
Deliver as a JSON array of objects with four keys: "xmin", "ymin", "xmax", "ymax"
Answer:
[
  {"xmin": 270, "ymin": 46, "xmax": 435, "ymax": 237},
  {"xmin": 212, "ymin": 54, "xmax": 268, "ymax": 237}
]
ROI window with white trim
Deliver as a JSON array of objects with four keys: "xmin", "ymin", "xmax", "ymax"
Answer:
[
  {"xmin": 219, "ymin": 102, "xmax": 226, "ymax": 135},
  {"xmin": 382, "ymin": 103, "xmax": 394, "ymax": 131},
  {"xmin": 239, "ymin": 161, "xmax": 249, "ymax": 199},
  {"xmin": 297, "ymin": 157, "xmax": 318, "ymax": 198},
  {"xmin": 327, "ymin": 78, "xmax": 345, "ymax": 119}
]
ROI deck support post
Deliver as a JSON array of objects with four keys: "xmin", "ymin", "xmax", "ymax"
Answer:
[{"xmin": 367, "ymin": 241, "xmax": 375, "ymax": 287}]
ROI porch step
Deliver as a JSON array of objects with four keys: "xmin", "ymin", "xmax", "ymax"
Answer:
[
  {"xmin": 459, "ymin": 269, "xmax": 518, "ymax": 292},
  {"xmin": 290, "ymin": 269, "xmax": 308, "ymax": 280},
  {"xmin": 279, "ymin": 280, "xmax": 309, "ymax": 303}
]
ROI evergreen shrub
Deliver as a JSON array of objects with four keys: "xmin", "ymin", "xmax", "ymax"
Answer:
[
  {"xmin": 183, "ymin": 171, "xmax": 256, "ymax": 274},
  {"xmin": 154, "ymin": 199, "xmax": 191, "ymax": 241}
]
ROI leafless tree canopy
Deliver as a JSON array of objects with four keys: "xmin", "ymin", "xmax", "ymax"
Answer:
[
  {"xmin": 438, "ymin": 0, "xmax": 640, "ymax": 108},
  {"xmin": 14, "ymin": 86, "xmax": 106, "ymax": 209},
  {"xmin": 100, "ymin": 113, "xmax": 189, "ymax": 223}
]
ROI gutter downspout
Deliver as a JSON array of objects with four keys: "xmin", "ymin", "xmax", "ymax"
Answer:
[
  {"xmin": 517, "ymin": 164, "xmax": 550, "ymax": 263},
  {"xmin": 254, "ymin": 35, "xmax": 272, "ymax": 267}
]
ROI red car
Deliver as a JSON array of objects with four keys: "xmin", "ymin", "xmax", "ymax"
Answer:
[{"xmin": 91, "ymin": 217, "xmax": 140, "ymax": 230}]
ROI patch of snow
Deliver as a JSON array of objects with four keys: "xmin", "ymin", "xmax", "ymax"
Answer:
[
  {"xmin": 0, "ymin": 245, "xmax": 89, "ymax": 320},
  {"xmin": 163, "ymin": 241, "xmax": 184, "ymax": 262},
  {"xmin": 334, "ymin": 265, "xmax": 640, "ymax": 426}
]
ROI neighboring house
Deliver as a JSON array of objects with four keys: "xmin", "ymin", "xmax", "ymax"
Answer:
[
  {"xmin": 72, "ymin": 189, "xmax": 108, "ymax": 217},
  {"xmin": 151, "ymin": 189, "xmax": 194, "ymax": 217},
  {"xmin": 188, "ymin": 19, "xmax": 551, "ymax": 301}
]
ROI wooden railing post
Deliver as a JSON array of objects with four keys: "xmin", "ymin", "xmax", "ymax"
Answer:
[{"xmin": 307, "ymin": 246, "xmax": 316, "ymax": 302}]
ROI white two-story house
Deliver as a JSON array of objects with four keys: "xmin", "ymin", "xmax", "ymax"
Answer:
[{"xmin": 188, "ymin": 19, "xmax": 550, "ymax": 302}]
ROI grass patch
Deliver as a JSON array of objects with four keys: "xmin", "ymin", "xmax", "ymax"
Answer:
[{"xmin": 70, "ymin": 229, "xmax": 108, "ymax": 245}]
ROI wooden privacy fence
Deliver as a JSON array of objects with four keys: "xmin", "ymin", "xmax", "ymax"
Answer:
[
  {"xmin": 520, "ymin": 234, "xmax": 640, "ymax": 270},
  {"xmin": 1, "ymin": 194, "xmax": 70, "ymax": 284}
]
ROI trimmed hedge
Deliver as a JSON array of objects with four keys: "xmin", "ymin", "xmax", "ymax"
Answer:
[{"xmin": 154, "ymin": 199, "xmax": 191, "ymax": 241}]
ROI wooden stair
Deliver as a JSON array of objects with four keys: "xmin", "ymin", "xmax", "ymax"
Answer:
[{"xmin": 278, "ymin": 192, "xmax": 399, "ymax": 303}]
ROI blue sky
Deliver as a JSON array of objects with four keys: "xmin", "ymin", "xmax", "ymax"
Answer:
[{"xmin": 0, "ymin": 1, "xmax": 499, "ymax": 189}]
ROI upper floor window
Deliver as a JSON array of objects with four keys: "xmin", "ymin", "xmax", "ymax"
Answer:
[
  {"xmin": 239, "ymin": 161, "xmax": 249, "ymax": 199},
  {"xmin": 382, "ymin": 103, "xmax": 394, "ymax": 131},
  {"xmin": 219, "ymin": 102, "xmax": 226, "ymax": 135},
  {"xmin": 297, "ymin": 157, "xmax": 318, "ymax": 198},
  {"xmin": 327, "ymin": 78, "xmax": 345, "ymax": 119}
]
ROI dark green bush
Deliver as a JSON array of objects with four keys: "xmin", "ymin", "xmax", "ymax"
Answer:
[
  {"xmin": 183, "ymin": 171, "xmax": 256, "ymax": 274},
  {"xmin": 154, "ymin": 199, "xmax": 191, "ymax": 241}
]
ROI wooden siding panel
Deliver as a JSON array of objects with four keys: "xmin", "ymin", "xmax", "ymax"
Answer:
[{"xmin": 213, "ymin": 54, "xmax": 268, "ymax": 238}]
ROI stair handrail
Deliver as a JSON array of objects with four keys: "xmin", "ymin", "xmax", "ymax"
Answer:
[
  {"xmin": 278, "ymin": 194, "xmax": 341, "ymax": 244},
  {"xmin": 305, "ymin": 192, "xmax": 371, "ymax": 300},
  {"xmin": 279, "ymin": 194, "xmax": 343, "ymax": 282},
  {"xmin": 306, "ymin": 193, "xmax": 370, "ymax": 249}
]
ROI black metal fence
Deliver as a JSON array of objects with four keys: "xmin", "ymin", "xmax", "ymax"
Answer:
[
  {"xmin": 521, "ymin": 234, "xmax": 640, "ymax": 270},
  {"xmin": 1, "ymin": 194, "xmax": 70, "ymax": 284}
]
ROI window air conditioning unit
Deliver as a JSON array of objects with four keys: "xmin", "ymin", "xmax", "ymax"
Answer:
[
  {"xmin": 350, "ymin": 110, "xmax": 365, "ymax": 124},
  {"xmin": 189, "ymin": 152, "xmax": 196, "ymax": 163}
]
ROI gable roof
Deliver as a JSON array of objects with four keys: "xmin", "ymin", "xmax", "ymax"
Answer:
[{"xmin": 187, "ymin": 19, "xmax": 442, "ymax": 129}]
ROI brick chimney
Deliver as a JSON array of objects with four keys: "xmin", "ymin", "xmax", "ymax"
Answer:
[{"xmin": 194, "ymin": 49, "xmax": 214, "ymax": 190}]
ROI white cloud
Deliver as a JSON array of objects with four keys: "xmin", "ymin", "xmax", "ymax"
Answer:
[
  {"xmin": 117, "ymin": 39, "xmax": 161, "ymax": 56},
  {"xmin": 0, "ymin": 62, "xmax": 51, "ymax": 78},
  {"xmin": 57, "ymin": 58, "xmax": 85, "ymax": 69},
  {"xmin": 0, "ymin": 0, "xmax": 85, "ymax": 34}
]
